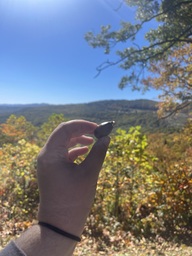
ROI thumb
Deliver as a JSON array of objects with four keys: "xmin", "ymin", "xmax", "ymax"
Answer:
[{"xmin": 80, "ymin": 136, "xmax": 110, "ymax": 177}]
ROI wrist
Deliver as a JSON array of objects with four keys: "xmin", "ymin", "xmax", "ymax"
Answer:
[
  {"xmin": 15, "ymin": 225, "xmax": 77, "ymax": 256},
  {"xmin": 38, "ymin": 222, "xmax": 81, "ymax": 242},
  {"xmin": 38, "ymin": 204, "xmax": 89, "ymax": 237}
]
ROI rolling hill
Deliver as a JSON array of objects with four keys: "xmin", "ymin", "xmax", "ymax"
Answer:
[{"xmin": 0, "ymin": 100, "xmax": 190, "ymax": 133}]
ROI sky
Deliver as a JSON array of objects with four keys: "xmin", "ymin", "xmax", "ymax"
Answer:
[{"xmin": 0, "ymin": 0, "xmax": 159, "ymax": 105}]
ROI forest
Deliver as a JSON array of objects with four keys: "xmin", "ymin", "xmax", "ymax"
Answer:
[
  {"xmin": 0, "ymin": 99, "xmax": 190, "ymax": 133},
  {"xmin": 0, "ymin": 113, "xmax": 191, "ymax": 255}
]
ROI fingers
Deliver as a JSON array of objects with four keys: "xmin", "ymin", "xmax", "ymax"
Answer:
[
  {"xmin": 46, "ymin": 120, "xmax": 97, "ymax": 149},
  {"xmin": 68, "ymin": 135, "xmax": 94, "ymax": 148},
  {"xmin": 80, "ymin": 136, "xmax": 110, "ymax": 178},
  {"xmin": 63, "ymin": 120, "xmax": 97, "ymax": 137},
  {"xmin": 68, "ymin": 147, "xmax": 89, "ymax": 162}
]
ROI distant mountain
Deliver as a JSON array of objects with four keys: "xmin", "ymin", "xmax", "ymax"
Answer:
[
  {"xmin": 0, "ymin": 100, "xmax": 190, "ymax": 132},
  {"xmin": 0, "ymin": 103, "xmax": 49, "ymax": 114}
]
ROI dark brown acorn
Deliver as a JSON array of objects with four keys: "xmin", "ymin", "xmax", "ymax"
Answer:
[{"xmin": 94, "ymin": 121, "xmax": 115, "ymax": 139}]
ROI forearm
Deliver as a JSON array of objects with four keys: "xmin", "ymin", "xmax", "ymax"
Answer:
[{"xmin": 15, "ymin": 225, "xmax": 77, "ymax": 256}]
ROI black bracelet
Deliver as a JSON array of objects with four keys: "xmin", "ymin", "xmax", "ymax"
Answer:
[{"xmin": 38, "ymin": 221, "xmax": 81, "ymax": 242}]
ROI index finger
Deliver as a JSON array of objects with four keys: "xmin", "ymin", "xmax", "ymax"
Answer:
[{"xmin": 45, "ymin": 120, "xmax": 97, "ymax": 149}]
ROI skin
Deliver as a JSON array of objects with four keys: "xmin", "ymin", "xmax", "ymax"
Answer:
[{"xmin": 14, "ymin": 120, "xmax": 110, "ymax": 256}]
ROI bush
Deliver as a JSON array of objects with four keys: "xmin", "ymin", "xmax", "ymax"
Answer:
[
  {"xmin": 87, "ymin": 123, "xmax": 192, "ymax": 242},
  {"xmin": 1, "ymin": 117, "xmax": 192, "ymax": 248},
  {"xmin": 0, "ymin": 140, "xmax": 40, "ymax": 222}
]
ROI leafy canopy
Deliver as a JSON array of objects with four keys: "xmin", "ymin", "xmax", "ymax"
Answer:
[
  {"xmin": 0, "ymin": 115, "xmax": 36, "ymax": 145},
  {"xmin": 85, "ymin": 0, "xmax": 192, "ymax": 116},
  {"xmin": 142, "ymin": 44, "xmax": 192, "ymax": 117}
]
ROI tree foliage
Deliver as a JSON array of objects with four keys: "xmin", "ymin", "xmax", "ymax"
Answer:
[
  {"xmin": 0, "ymin": 140, "xmax": 40, "ymax": 222},
  {"xmin": 85, "ymin": 0, "xmax": 192, "ymax": 116},
  {"xmin": 0, "ymin": 115, "xmax": 192, "ymax": 248},
  {"xmin": 0, "ymin": 115, "xmax": 36, "ymax": 145},
  {"xmin": 142, "ymin": 44, "xmax": 192, "ymax": 117},
  {"xmin": 87, "ymin": 126, "xmax": 157, "ymax": 237},
  {"xmin": 87, "ymin": 121, "xmax": 192, "ymax": 243}
]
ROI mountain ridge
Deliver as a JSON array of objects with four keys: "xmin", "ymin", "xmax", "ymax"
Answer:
[{"xmin": 0, "ymin": 99, "xmax": 189, "ymax": 133}]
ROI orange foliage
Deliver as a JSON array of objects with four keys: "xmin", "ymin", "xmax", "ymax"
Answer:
[{"xmin": 142, "ymin": 44, "xmax": 192, "ymax": 117}]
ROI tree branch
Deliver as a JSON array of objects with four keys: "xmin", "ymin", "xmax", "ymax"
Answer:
[
  {"xmin": 95, "ymin": 24, "xmax": 192, "ymax": 76},
  {"xmin": 159, "ymin": 101, "xmax": 191, "ymax": 120}
]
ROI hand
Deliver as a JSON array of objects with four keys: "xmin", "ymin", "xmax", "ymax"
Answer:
[{"xmin": 37, "ymin": 120, "xmax": 110, "ymax": 237}]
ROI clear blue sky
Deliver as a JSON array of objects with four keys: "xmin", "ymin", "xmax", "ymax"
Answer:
[{"xmin": 0, "ymin": 0, "xmax": 159, "ymax": 104}]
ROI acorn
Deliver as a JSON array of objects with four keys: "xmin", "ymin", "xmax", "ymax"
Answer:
[{"xmin": 94, "ymin": 121, "xmax": 115, "ymax": 139}]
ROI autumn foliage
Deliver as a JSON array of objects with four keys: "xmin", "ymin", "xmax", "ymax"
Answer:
[
  {"xmin": 142, "ymin": 44, "xmax": 192, "ymax": 118},
  {"xmin": 0, "ymin": 114, "xmax": 192, "ymax": 249}
]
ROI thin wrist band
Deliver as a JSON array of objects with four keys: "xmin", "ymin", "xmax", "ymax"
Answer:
[{"xmin": 38, "ymin": 221, "xmax": 81, "ymax": 242}]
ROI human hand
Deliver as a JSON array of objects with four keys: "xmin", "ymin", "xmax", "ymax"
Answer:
[{"xmin": 37, "ymin": 120, "xmax": 110, "ymax": 237}]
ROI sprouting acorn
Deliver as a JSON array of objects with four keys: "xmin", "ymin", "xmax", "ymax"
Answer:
[{"xmin": 94, "ymin": 121, "xmax": 115, "ymax": 139}]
